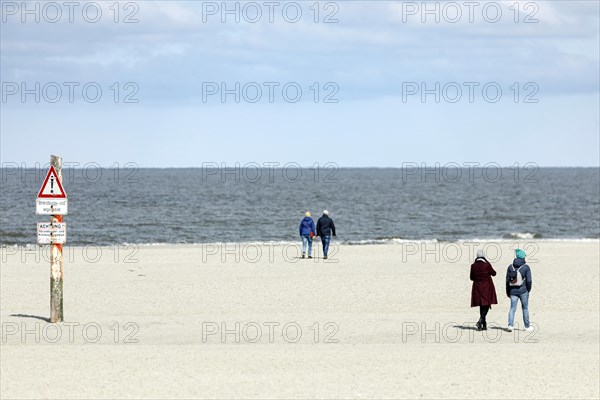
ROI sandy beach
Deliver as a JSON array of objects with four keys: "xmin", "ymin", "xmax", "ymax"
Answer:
[{"xmin": 1, "ymin": 240, "xmax": 598, "ymax": 399}]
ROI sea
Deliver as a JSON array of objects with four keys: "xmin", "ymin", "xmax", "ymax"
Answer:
[{"xmin": 1, "ymin": 167, "xmax": 599, "ymax": 246}]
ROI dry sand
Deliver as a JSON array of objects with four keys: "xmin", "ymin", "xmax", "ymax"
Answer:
[{"xmin": 1, "ymin": 240, "xmax": 599, "ymax": 399}]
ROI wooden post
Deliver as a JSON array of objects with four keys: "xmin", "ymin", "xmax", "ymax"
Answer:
[{"xmin": 50, "ymin": 155, "xmax": 64, "ymax": 323}]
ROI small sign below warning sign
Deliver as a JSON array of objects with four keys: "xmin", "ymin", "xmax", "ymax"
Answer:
[
  {"xmin": 37, "ymin": 222, "xmax": 67, "ymax": 244},
  {"xmin": 36, "ymin": 198, "xmax": 68, "ymax": 215}
]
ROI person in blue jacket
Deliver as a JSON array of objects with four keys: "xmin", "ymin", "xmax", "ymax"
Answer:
[
  {"xmin": 506, "ymin": 248, "xmax": 533, "ymax": 332},
  {"xmin": 299, "ymin": 211, "xmax": 316, "ymax": 259}
]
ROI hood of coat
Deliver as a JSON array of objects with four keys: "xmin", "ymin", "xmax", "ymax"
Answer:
[
  {"xmin": 472, "ymin": 257, "xmax": 489, "ymax": 266},
  {"xmin": 512, "ymin": 257, "xmax": 526, "ymax": 268}
]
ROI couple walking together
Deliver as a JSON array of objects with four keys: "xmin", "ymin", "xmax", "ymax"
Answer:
[
  {"xmin": 470, "ymin": 248, "xmax": 533, "ymax": 332},
  {"xmin": 299, "ymin": 211, "xmax": 336, "ymax": 259}
]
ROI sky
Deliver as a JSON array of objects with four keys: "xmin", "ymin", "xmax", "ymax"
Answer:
[{"xmin": 0, "ymin": 0, "xmax": 599, "ymax": 167}]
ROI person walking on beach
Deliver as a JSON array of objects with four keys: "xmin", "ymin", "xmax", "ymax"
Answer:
[
  {"xmin": 506, "ymin": 248, "xmax": 533, "ymax": 332},
  {"xmin": 299, "ymin": 211, "xmax": 316, "ymax": 259},
  {"xmin": 316, "ymin": 210, "xmax": 336, "ymax": 260},
  {"xmin": 470, "ymin": 249, "xmax": 498, "ymax": 331}
]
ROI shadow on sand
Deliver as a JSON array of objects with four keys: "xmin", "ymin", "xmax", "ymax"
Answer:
[
  {"xmin": 453, "ymin": 325, "xmax": 478, "ymax": 331},
  {"xmin": 9, "ymin": 313, "xmax": 50, "ymax": 323},
  {"xmin": 453, "ymin": 324, "xmax": 512, "ymax": 333}
]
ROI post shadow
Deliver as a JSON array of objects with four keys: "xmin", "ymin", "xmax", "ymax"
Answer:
[{"xmin": 9, "ymin": 313, "xmax": 51, "ymax": 323}]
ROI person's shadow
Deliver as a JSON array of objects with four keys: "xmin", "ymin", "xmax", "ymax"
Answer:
[
  {"xmin": 453, "ymin": 324, "xmax": 512, "ymax": 333},
  {"xmin": 9, "ymin": 313, "xmax": 50, "ymax": 323},
  {"xmin": 453, "ymin": 324, "xmax": 478, "ymax": 331}
]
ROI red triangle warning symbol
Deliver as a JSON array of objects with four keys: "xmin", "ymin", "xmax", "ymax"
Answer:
[{"xmin": 37, "ymin": 166, "xmax": 67, "ymax": 198}]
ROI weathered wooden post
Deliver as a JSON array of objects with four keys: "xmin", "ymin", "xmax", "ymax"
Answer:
[
  {"xmin": 49, "ymin": 155, "xmax": 64, "ymax": 322},
  {"xmin": 36, "ymin": 155, "xmax": 68, "ymax": 322}
]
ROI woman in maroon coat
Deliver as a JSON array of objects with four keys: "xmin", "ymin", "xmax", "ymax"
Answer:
[{"xmin": 470, "ymin": 249, "xmax": 498, "ymax": 330}]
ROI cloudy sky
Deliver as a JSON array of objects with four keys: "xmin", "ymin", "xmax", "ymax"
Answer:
[{"xmin": 1, "ymin": 0, "xmax": 598, "ymax": 167}]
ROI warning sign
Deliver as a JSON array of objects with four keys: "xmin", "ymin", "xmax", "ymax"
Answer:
[
  {"xmin": 37, "ymin": 166, "xmax": 67, "ymax": 198},
  {"xmin": 36, "ymin": 166, "xmax": 68, "ymax": 215}
]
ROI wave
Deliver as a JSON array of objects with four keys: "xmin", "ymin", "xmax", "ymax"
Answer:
[
  {"xmin": 341, "ymin": 237, "xmax": 439, "ymax": 245},
  {"xmin": 3, "ymin": 237, "xmax": 598, "ymax": 248},
  {"xmin": 502, "ymin": 232, "xmax": 543, "ymax": 239}
]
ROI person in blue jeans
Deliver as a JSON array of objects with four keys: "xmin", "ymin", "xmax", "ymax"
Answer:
[
  {"xmin": 299, "ymin": 211, "xmax": 316, "ymax": 259},
  {"xmin": 316, "ymin": 210, "xmax": 336, "ymax": 259},
  {"xmin": 506, "ymin": 248, "xmax": 533, "ymax": 332}
]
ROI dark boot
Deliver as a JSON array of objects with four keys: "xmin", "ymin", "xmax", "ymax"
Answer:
[
  {"xmin": 479, "ymin": 306, "xmax": 490, "ymax": 331},
  {"xmin": 476, "ymin": 319, "xmax": 483, "ymax": 331}
]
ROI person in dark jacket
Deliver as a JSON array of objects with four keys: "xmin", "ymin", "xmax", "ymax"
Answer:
[
  {"xmin": 470, "ymin": 249, "xmax": 498, "ymax": 331},
  {"xmin": 506, "ymin": 248, "xmax": 533, "ymax": 331},
  {"xmin": 299, "ymin": 211, "xmax": 316, "ymax": 259},
  {"xmin": 316, "ymin": 210, "xmax": 336, "ymax": 259}
]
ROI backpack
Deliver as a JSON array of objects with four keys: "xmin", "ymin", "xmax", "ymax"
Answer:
[{"xmin": 509, "ymin": 265, "xmax": 526, "ymax": 286}]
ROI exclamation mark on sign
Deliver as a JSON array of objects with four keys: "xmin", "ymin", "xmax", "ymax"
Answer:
[{"xmin": 50, "ymin": 175, "xmax": 54, "ymax": 194}]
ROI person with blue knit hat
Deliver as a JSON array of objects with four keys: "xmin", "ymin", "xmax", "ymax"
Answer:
[{"xmin": 506, "ymin": 248, "xmax": 533, "ymax": 332}]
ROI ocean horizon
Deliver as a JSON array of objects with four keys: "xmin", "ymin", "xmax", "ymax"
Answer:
[{"xmin": 2, "ymin": 167, "xmax": 598, "ymax": 246}]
